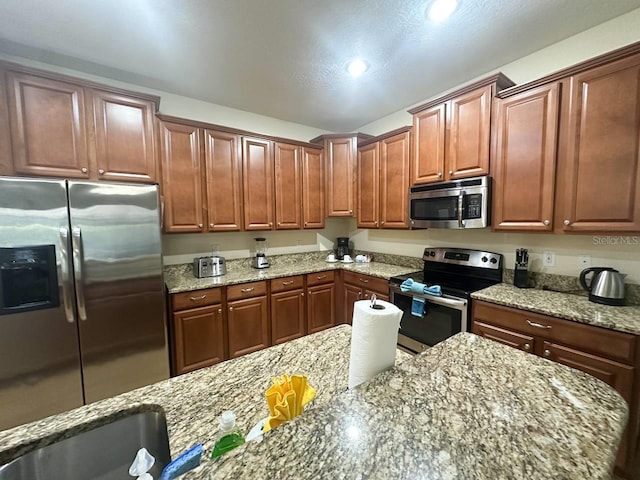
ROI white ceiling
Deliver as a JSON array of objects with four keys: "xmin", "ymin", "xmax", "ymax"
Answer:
[{"xmin": 1, "ymin": 0, "xmax": 639, "ymax": 132}]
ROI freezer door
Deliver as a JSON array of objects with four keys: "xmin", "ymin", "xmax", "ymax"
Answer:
[
  {"xmin": 0, "ymin": 177, "xmax": 83, "ymax": 431},
  {"xmin": 67, "ymin": 182, "xmax": 169, "ymax": 403}
]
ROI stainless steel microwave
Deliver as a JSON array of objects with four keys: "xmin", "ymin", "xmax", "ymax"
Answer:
[{"xmin": 409, "ymin": 176, "xmax": 490, "ymax": 229}]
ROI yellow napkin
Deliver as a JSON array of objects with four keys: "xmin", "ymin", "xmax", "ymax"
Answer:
[{"xmin": 263, "ymin": 374, "xmax": 316, "ymax": 432}]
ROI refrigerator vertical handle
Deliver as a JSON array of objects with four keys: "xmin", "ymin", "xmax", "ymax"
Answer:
[
  {"xmin": 71, "ymin": 226, "xmax": 88, "ymax": 321},
  {"xmin": 59, "ymin": 227, "xmax": 76, "ymax": 324}
]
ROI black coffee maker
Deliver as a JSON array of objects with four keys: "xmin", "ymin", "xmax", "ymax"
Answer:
[{"xmin": 335, "ymin": 237, "xmax": 350, "ymax": 260}]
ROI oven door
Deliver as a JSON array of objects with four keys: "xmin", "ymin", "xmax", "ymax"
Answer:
[{"xmin": 391, "ymin": 288, "xmax": 468, "ymax": 353}]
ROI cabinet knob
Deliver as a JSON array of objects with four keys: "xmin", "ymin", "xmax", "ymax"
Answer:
[
  {"xmin": 543, "ymin": 220, "xmax": 550, "ymax": 226},
  {"xmin": 544, "ymin": 349, "xmax": 551, "ymax": 357},
  {"xmin": 375, "ymin": 221, "xmax": 378, "ymax": 226},
  {"xmin": 301, "ymin": 292, "xmax": 305, "ymax": 297},
  {"xmin": 304, "ymin": 222, "xmax": 308, "ymax": 226},
  {"xmin": 523, "ymin": 343, "xmax": 531, "ymax": 351},
  {"xmin": 438, "ymin": 172, "xmax": 442, "ymax": 177},
  {"xmin": 198, "ymin": 224, "xmax": 203, "ymax": 228},
  {"xmin": 269, "ymin": 222, "xmax": 273, "ymax": 227},
  {"xmin": 218, "ymin": 308, "xmax": 222, "ymax": 314},
  {"xmin": 448, "ymin": 170, "xmax": 453, "ymax": 175},
  {"xmin": 81, "ymin": 167, "xmax": 88, "ymax": 174},
  {"xmin": 381, "ymin": 221, "xmax": 385, "ymax": 225},
  {"xmin": 98, "ymin": 169, "xmax": 105, "ymax": 175},
  {"xmin": 229, "ymin": 306, "xmax": 234, "ymax": 312},
  {"xmin": 349, "ymin": 210, "xmax": 353, "ymax": 214},
  {"xmin": 277, "ymin": 222, "xmax": 281, "ymax": 226},
  {"xmin": 563, "ymin": 219, "xmax": 571, "ymax": 226},
  {"xmin": 209, "ymin": 223, "xmax": 215, "ymax": 228}
]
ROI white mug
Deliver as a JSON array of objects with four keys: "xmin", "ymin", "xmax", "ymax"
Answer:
[
  {"xmin": 326, "ymin": 253, "xmax": 336, "ymax": 262},
  {"xmin": 343, "ymin": 254, "xmax": 352, "ymax": 262}
]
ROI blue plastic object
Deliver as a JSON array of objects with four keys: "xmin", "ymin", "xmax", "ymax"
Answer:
[{"xmin": 159, "ymin": 444, "xmax": 203, "ymax": 480}]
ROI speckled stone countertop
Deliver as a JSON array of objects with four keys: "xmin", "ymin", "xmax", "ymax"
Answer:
[
  {"xmin": 472, "ymin": 283, "xmax": 640, "ymax": 335},
  {"xmin": 0, "ymin": 328, "xmax": 627, "ymax": 479},
  {"xmin": 165, "ymin": 260, "xmax": 420, "ymax": 294}
]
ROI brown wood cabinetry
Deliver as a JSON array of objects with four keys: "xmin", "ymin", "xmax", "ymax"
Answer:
[
  {"xmin": 170, "ymin": 288, "xmax": 225, "ymax": 375},
  {"xmin": 409, "ymin": 74, "xmax": 514, "ymax": 185},
  {"xmin": 342, "ymin": 271, "xmax": 390, "ymax": 324},
  {"xmin": 243, "ymin": 137, "xmax": 274, "ymax": 230},
  {"xmin": 270, "ymin": 276, "xmax": 305, "ymax": 344},
  {"xmin": 306, "ymin": 272, "xmax": 335, "ymax": 334},
  {"xmin": 302, "ymin": 146, "xmax": 325, "ymax": 229},
  {"xmin": 4, "ymin": 64, "xmax": 160, "ymax": 182},
  {"xmin": 492, "ymin": 84, "xmax": 559, "ymax": 231},
  {"xmin": 274, "ymin": 142, "xmax": 302, "ymax": 229},
  {"xmin": 159, "ymin": 117, "xmax": 243, "ymax": 233},
  {"xmin": 227, "ymin": 281, "xmax": 269, "ymax": 358},
  {"xmin": 357, "ymin": 128, "xmax": 411, "ymax": 229},
  {"xmin": 472, "ymin": 299, "xmax": 638, "ymax": 476}
]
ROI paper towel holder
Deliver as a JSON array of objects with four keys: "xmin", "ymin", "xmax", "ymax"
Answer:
[{"xmin": 369, "ymin": 294, "xmax": 385, "ymax": 310}]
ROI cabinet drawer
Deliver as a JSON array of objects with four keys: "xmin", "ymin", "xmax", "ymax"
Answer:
[
  {"xmin": 343, "ymin": 271, "xmax": 389, "ymax": 295},
  {"xmin": 306, "ymin": 270, "xmax": 335, "ymax": 286},
  {"xmin": 271, "ymin": 275, "xmax": 304, "ymax": 293},
  {"xmin": 472, "ymin": 321, "xmax": 535, "ymax": 354},
  {"xmin": 227, "ymin": 281, "xmax": 267, "ymax": 301},
  {"xmin": 472, "ymin": 300, "xmax": 636, "ymax": 364},
  {"xmin": 172, "ymin": 287, "xmax": 222, "ymax": 311}
]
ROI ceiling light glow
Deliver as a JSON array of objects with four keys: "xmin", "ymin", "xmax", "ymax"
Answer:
[
  {"xmin": 428, "ymin": 0, "xmax": 458, "ymax": 22},
  {"xmin": 347, "ymin": 59, "xmax": 368, "ymax": 78}
]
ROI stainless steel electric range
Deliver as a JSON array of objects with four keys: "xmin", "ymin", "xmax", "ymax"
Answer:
[{"xmin": 389, "ymin": 247, "xmax": 503, "ymax": 354}]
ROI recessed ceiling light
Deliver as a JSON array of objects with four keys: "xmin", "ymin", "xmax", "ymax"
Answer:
[
  {"xmin": 428, "ymin": 0, "xmax": 458, "ymax": 22},
  {"xmin": 347, "ymin": 59, "xmax": 368, "ymax": 78}
]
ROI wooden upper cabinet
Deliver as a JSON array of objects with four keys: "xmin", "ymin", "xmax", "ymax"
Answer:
[
  {"xmin": 6, "ymin": 72, "xmax": 90, "ymax": 178},
  {"xmin": 274, "ymin": 142, "xmax": 302, "ymax": 229},
  {"xmin": 447, "ymin": 85, "xmax": 492, "ymax": 180},
  {"xmin": 412, "ymin": 104, "xmax": 445, "ymax": 184},
  {"xmin": 357, "ymin": 142, "xmax": 379, "ymax": 228},
  {"xmin": 380, "ymin": 131, "xmax": 410, "ymax": 228},
  {"xmin": 492, "ymin": 83, "xmax": 560, "ymax": 231},
  {"xmin": 90, "ymin": 89, "xmax": 157, "ymax": 183},
  {"xmin": 204, "ymin": 130, "xmax": 242, "ymax": 232},
  {"xmin": 242, "ymin": 137, "xmax": 274, "ymax": 230},
  {"xmin": 159, "ymin": 121, "xmax": 204, "ymax": 233},
  {"xmin": 557, "ymin": 53, "xmax": 640, "ymax": 232},
  {"xmin": 325, "ymin": 136, "xmax": 357, "ymax": 216},
  {"xmin": 302, "ymin": 146, "xmax": 325, "ymax": 229}
]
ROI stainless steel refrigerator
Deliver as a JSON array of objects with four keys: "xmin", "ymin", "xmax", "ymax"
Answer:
[{"xmin": 0, "ymin": 177, "xmax": 169, "ymax": 431}]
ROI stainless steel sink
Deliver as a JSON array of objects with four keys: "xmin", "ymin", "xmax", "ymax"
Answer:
[{"xmin": 0, "ymin": 410, "xmax": 171, "ymax": 480}]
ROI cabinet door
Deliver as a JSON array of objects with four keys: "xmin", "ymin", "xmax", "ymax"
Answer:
[
  {"xmin": 227, "ymin": 296, "xmax": 269, "ymax": 358},
  {"xmin": 380, "ymin": 131, "xmax": 410, "ymax": 229},
  {"xmin": 7, "ymin": 72, "xmax": 90, "ymax": 178},
  {"xmin": 204, "ymin": 129, "xmax": 242, "ymax": 231},
  {"xmin": 412, "ymin": 104, "xmax": 445, "ymax": 184},
  {"xmin": 173, "ymin": 305, "xmax": 225, "ymax": 375},
  {"xmin": 472, "ymin": 321, "xmax": 535, "ymax": 354},
  {"xmin": 492, "ymin": 84, "xmax": 559, "ymax": 231},
  {"xmin": 447, "ymin": 85, "xmax": 492, "ymax": 180},
  {"xmin": 274, "ymin": 142, "xmax": 302, "ymax": 229},
  {"xmin": 159, "ymin": 121, "xmax": 204, "ymax": 233},
  {"xmin": 357, "ymin": 142, "xmax": 379, "ymax": 228},
  {"xmin": 343, "ymin": 284, "xmax": 362, "ymax": 325},
  {"xmin": 271, "ymin": 288, "xmax": 305, "ymax": 344},
  {"xmin": 302, "ymin": 146, "xmax": 325, "ymax": 229},
  {"xmin": 243, "ymin": 137, "xmax": 274, "ymax": 230},
  {"xmin": 326, "ymin": 137, "xmax": 356, "ymax": 216},
  {"xmin": 307, "ymin": 283, "xmax": 336, "ymax": 334},
  {"xmin": 90, "ymin": 90, "xmax": 157, "ymax": 183},
  {"xmin": 558, "ymin": 55, "xmax": 640, "ymax": 232}
]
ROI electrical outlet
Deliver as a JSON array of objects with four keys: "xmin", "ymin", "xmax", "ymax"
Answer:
[
  {"xmin": 579, "ymin": 255, "xmax": 592, "ymax": 268},
  {"xmin": 543, "ymin": 251, "xmax": 555, "ymax": 267}
]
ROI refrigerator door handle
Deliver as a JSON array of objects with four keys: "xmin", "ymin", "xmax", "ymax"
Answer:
[
  {"xmin": 59, "ymin": 227, "xmax": 76, "ymax": 323},
  {"xmin": 71, "ymin": 226, "xmax": 88, "ymax": 321}
]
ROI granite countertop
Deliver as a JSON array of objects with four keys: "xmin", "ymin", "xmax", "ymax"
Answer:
[
  {"xmin": 164, "ymin": 260, "xmax": 420, "ymax": 294},
  {"xmin": 0, "ymin": 327, "xmax": 627, "ymax": 479},
  {"xmin": 472, "ymin": 283, "xmax": 640, "ymax": 335}
]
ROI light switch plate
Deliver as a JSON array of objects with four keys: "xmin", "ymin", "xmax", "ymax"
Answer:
[{"xmin": 543, "ymin": 251, "xmax": 555, "ymax": 267}]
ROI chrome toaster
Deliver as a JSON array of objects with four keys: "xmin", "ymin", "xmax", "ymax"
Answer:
[{"xmin": 193, "ymin": 256, "xmax": 227, "ymax": 278}]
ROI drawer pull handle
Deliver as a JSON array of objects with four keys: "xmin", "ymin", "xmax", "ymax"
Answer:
[
  {"xmin": 241, "ymin": 287, "xmax": 255, "ymax": 293},
  {"xmin": 359, "ymin": 278, "xmax": 369, "ymax": 283},
  {"xmin": 189, "ymin": 295, "xmax": 207, "ymax": 301},
  {"xmin": 523, "ymin": 343, "xmax": 531, "ymax": 351},
  {"xmin": 282, "ymin": 281, "xmax": 294, "ymax": 285},
  {"xmin": 316, "ymin": 275, "xmax": 327, "ymax": 280},
  {"xmin": 527, "ymin": 320, "xmax": 551, "ymax": 329}
]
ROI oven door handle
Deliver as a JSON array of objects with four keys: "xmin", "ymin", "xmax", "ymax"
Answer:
[{"xmin": 419, "ymin": 294, "xmax": 467, "ymax": 309}]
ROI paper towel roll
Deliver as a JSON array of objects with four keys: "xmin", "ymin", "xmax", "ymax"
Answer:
[{"xmin": 348, "ymin": 299, "xmax": 402, "ymax": 389}]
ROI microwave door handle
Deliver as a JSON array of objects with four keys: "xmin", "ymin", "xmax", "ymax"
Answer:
[
  {"xmin": 457, "ymin": 191, "xmax": 464, "ymax": 228},
  {"xmin": 71, "ymin": 226, "xmax": 88, "ymax": 321},
  {"xmin": 59, "ymin": 227, "xmax": 75, "ymax": 323}
]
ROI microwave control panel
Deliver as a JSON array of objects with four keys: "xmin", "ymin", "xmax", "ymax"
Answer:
[{"xmin": 465, "ymin": 194, "xmax": 482, "ymax": 219}]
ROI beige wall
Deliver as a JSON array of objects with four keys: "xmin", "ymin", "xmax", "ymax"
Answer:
[{"xmin": 351, "ymin": 8, "xmax": 640, "ymax": 285}]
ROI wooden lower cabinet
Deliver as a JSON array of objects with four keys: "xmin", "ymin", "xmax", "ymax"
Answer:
[
  {"xmin": 306, "ymin": 272, "xmax": 336, "ymax": 334},
  {"xmin": 271, "ymin": 288, "xmax": 305, "ymax": 344},
  {"xmin": 472, "ymin": 299, "xmax": 638, "ymax": 478},
  {"xmin": 227, "ymin": 295, "xmax": 269, "ymax": 358},
  {"xmin": 342, "ymin": 271, "xmax": 390, "ymax": 324},
  {"xmin": 173, "ymin": 305, "xmax": 225, "ymax": 374},
  {"xmin": 343, "ymin": 284, "xmax": 362, "ymax": 325}
]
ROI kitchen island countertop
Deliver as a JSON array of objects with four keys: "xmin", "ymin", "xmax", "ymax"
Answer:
[
  {"xmin": 0, "ymin": 326, "xmax": 627, "ymax": 479},
  {"xmin": 472, "ymin": 283, "xmax": 640, "ymax": 335}
]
